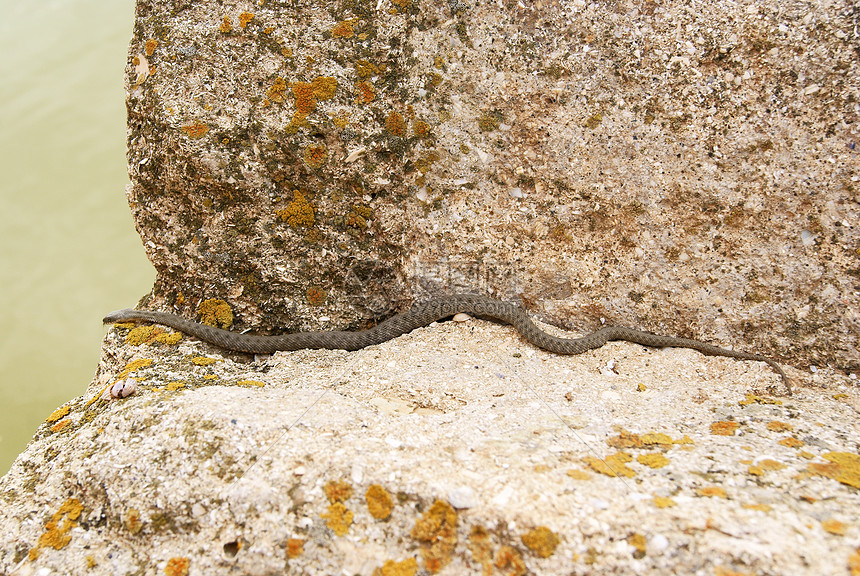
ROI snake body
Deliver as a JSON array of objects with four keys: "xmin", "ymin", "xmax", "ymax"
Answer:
[{"xmin": 104, "ymin": 294, "xmax": 791, "ymax": 393}]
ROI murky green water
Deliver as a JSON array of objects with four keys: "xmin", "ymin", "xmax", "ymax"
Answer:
[{"xmin": 0, "ymin": 0, "xmax": 154, "ymax": 474}]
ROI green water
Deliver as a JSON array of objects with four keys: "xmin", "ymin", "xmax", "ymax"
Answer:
[{"xmin": 0, "ymin": 0, "xmax": 153, "ymax": 474}]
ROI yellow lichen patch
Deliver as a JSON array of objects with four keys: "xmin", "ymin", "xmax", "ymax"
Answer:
[
  {"xmin": 324, "ymin": 479, "xmax": 353, "ymax": 503},
  {"xmin": 742, "ymin": 502, "xmax": 772, "ymax": 512},
  {"xmin": 198, "ymin": 298, "xmax": 233, "ymax": 328},
  {"xmin": 366, "ymin": 484, "xmax": 394, "ymax": 520},
  {"xmin": 126, "ymin": 325, "xmax": 159, "ymax": 345},
  {"xmin": 277, "ymin": 190, "xmax": 315, "ymax": 228},
  {"xmin": 779, "ymin": 436, "xmax": 804, "ymax": 448},
  {"xmin": 166, "ymin": 381, "xmax": 186, "ymax": 391},
  {"xmin": 238, "ymin": 12, "xmax": 254, "ymax": 29},
  {"xmin": 236, "ymin": 380, "xmax": 264, "ymax": 388},
  {"xmin": 286, "ymin": 537, "xmax": 304, "ymax": 558},
  {"xmin": 822, "ymin": 519, "xmax": 847, "ymax": 535},
  {"xmin": 355, "ymin": 59, "xmax": 380, "ymax": 78},
  {"xmin": 566, "ymin": 469, "xmax": 591, "ymax": 480},
  {"xmin": 494, "ymin": 545, "xmax": 526, "ymax": 576},
  {"xmin": 674, "ymin": 435, "xmax": 695, "ymax": 445},
  {"xmin": 521, "ymin": 526, "xmax": 559, "ymax": 558},
  {"xmin": 312, "ymin": 76, "xmax": 337, "ymax": 100},
  {"xmin": 332, "ymin": 20, "xmax": 354, "ymax": 38},
  {"xmin": 118, "ymin": 359, "xmax": 153, "ymax": 379},
  {"xmin": 145, "ymin": 39, "xmax": 158, "ymax": 56},
  {"xmin": 653, "ymin": 496, "xmax": 676, "ymax": 508},
  {"xmin": 758, "ymin": 459, "xmax": 786, "ymax": 471},
  {"xmin": 584, "ymin": 113, "xmax": 603, "ymax": 129},
  {"xmin": 181, "ymin": 121, "xmax": 209, "ymax": 139},
  {"xmin": 696, "ymin": 486, "xmax": 727, "ymax": 498},
  {"xmin": 710, "ymin": 421, "xmax": 740, "ymax": 436},
  {"xmin": 164, "ymin": 557, "xmax": 189, "ymax": 576},
  {"xmin": 808, "ymin": 452, "xmax": 860, "ymax": 489},
  {"xmin": 303, "ymin": 143, "xmax": 328, "ymax": 169},
  {"xmin": 267, "ymin": 76, "xmax": 288, "ymax": 103},
  {"xmin": 468, "ymin": 525, "xmax": 493, "ymax": 575},
  {"xmin": 628, "ymin": 533, "xmax": 646, "ymax": 558},
  {"xmin": 637, "ymin": 452, "xmax": 670, "ymax": 469},
  {"xmin": 373, "ymin": 557, "xmax": 418, "ymax": 576},
  {"xmin": 411, "ymin": 500, "xmax": 458, "ymax": 573},
  {"xmin": 29, "ymin": 498, "xmax": 83, "ymax": 560},
  {"xmin": 391, "ymin": 0, "xmax": 410, "ymax": 7},
  {"xmin": 714, "ymin": 567, "xmax": 754, "ymax": 576},
  {"xmin": 322, "ymin": 502, "xmax": 353, "ymax": 536},
  {"xmin": 219, "ymin": 16, "xmax": 233, "ymax": 33},
  {"xmin": 386, "ymin": 111, "xmax": 407, "ymax": 137},
  {"xmin": 124, "ymin": 508, "xmax": 143, "ymax": 534},
  {"xmin": 748, "ymin": 465, "xmax": 764, "ymax": 476},
  {"xmin": 766, "ymin": 421, "xmax": 793, "ymax": 432},
  {"xmin": 155, "ymin": 332, "xmax": 182, "ymax": 345},
  {"xmin": 607, "ymin": 429, "xmax": 642, "ymax": 449},
  {"xmin": 46, "ymin": 405, "xmax": 71, "ymax": 423},
  {"xmin": 738, "ymin": 393, "xmax": 782, "ymax": 406},
  {"xmin": 191, "ymin": 356, "xmax": 219, "ymax": 366},
  {"xmin": 637, "ymin": 382, "xmax": 647, "ymax": 392},
  {"xmin": 583, "ymin": 452, "xmax": 635, "ymax": 478},
  {"xmin": 641, "ymin": 432, "xmax": 673, "ymax": 446}
]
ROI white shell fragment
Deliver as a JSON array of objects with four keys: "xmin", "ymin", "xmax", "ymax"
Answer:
[{"xmin": 110, "ymin": 378, "xmax": 137, "ymax": 399}]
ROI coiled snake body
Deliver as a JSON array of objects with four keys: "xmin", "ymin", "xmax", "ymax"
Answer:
[{"xmin": 104, "ymin": 294, "xmax": 791, "ymax": 394}]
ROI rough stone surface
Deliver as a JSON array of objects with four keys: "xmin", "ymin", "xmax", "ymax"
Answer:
[
  {"xmin": 0, "ymin": 321, "xmax": 858, "ymax": 575},
  {"xmin": 125, "ymin": 0, "xmax": 857, "ymax": 372}
]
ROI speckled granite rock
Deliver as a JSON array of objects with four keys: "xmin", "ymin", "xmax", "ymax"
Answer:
[
  {"xmin": 0, "ymin": 321, "xmax": 857, "ymax": 575},
  {"xmin": 125, "ymin": 0, "xmax": 856, "ymax": 373}
]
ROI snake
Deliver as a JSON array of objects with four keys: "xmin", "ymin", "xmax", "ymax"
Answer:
[{"xmin": 104, "ymin": 294, "xmax": 791, "ymax": 394}]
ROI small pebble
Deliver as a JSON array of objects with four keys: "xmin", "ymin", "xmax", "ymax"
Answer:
[{"xmin": 448, "ymin": 486, "xmax": 476, "ymax": 509}]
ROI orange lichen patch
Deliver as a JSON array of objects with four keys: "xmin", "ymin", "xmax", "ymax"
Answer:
[
  {"xmin": 355, "ymin": 80, "xmax": 376, "ymax": 104},
  {"xmin": 386, "ymin": 111, "xmax": 407, "ymax": 137},
  {"xmin": 606, "ymin": 429, "xmax": 642, "ymax": 449},
  {"xmin": 145, "ymin": 39, "xmax": 158, "ymax": 57},
  {"xmin": 289, "ymin": 77, "xmax": 337, "ymax": 123},
  {"xmin": 181, "ymin": 121, "xmax": 209, "ymax": 139},
  {"xmin": 583, "ymin": 452, "xmax": 635, "ymax": 477},
  {"xmin": 236, "ymin": 380, "xmax": 265, "ymax": 387},
  {"xmin": 366, "ymin": 484, "xmax": 394, "ymax": 520},
  {"xmin": 303, "ymin": 143, "xmax": 328, "ymax": 169},
  {"xmin": 305, "ymin": 286, "xmax": 327, "ymax": 306},
  {"xmin": 607, "ymin": 429, "xmax": 677, "ymax": 449},
  {"xmin": 808, "ymin": 452, "xmax": 860, "ymax": 489},
  {"xmin": 286, "ymin": 538, "xmax": 305, "ymax": 558},
  {"xmin": 164, "ymin": 557, "xmax": 189, "ymax": 576},
  {"xmin": 219, "ymin": 16, "xmax": 233, "ymax": 33},
  {"xmin": 566, "ymin": 469, "xmax": 591, "ymax": 480},
  {"xmin": 238, "ymin": 12, "xmax": 254, "ymax": 29},
  {"xmin": 277, "ymin": 190, "xmax": 315, "ymax": 228},
  {"xmin": 850, "ymin": 548, "xmax": 860, "ymax": 576},
  {"xmin": 766, "ymin": 421, "xmax": 793, "ymax": 432},
  {"xmin": 710, "ymin": 421, "xmax": 740, "ymax": 436},
  {"xmin": 822, "ymin": 519, "xmax": 847, "ymax": 535},
  {"xmin": 198, "ymin": 298, "xmax": 233, "ymax": 328},
  {"xmin": 322, "ymin": 502, "xmax": 353, "ymax": 536},
  {"xmin": 468, "ymin": 525, "xmax": 493, "ymax": 576},
  {"xmin": 779, "ymin": 436, "xmax": 804, "ymax": 448},
  {"xmin": 758, "ymin": 459, "xmax": 786, "ymax": 471},
  {"xmin": 742, "ymin": 502, "xmax": 772, "ymax": 512},
  {"xmin": 738, "ymin": 393, "xmax": 782, "ymax": 406},
  {"xmin": 653, "ymin": 496, "xmax": 676, "ymax": 508},
  {"xmin": 124, "ymin": 508, "xmax": 143, "ymax": 534},
  {"xmin": 411, "ymin": 500, "xmax": 458, "ymax": 572},
  {"xmin": 332, "ymin": 20, "xmax": 355, "ymax": 38},
  {"xmin": 50, "ymin": 419, "xmax": 71, "ymax": 433},
  {"xmin": 521, "ymin": 526, "xmax": 559, "ymax": 558},
  {"xmin": 345, "ymin": 210, "xmax": 367, "ymax": 230},
  {"xmin": 267, "ymin": 76, "xmax": 288, "ymax": 103},
  {"xmin": 494, "ymin": 545, "xmax": 527, "ymax": 576},
  {"xmin": 714, "ymin": 567, "xmax": 753, "ymax": 576},
  {"xmin": 628, "ymin": 533, "xmax": 646, "ymax": 558},
  {"xmin": 372, "ymin": 557, "xmax": 418, "ymax": 576},
  {"xmin": 29, "ymin": 498, "xmax": 83, "ymax": 560},
  {"xmin": 191, "ymin": 356, "xmax": 219, "ymax": 366},
  {"xmin": 696, "ymin": 486, "xmax": 727, "ymax": 498},
  {"xmin": 324, "ymin": 479, "xmax": 353, "ymax": 503},
  {"xmin": 46, "ymin": 405, "xmax": 71, "ymax": 423},
  {"xmin": 413, "ymin": 120, "xmax": 432, "ymax": 139},
  {"xmin": 637, "ymin": 452, "xmax": 670, "ymax": 469}
]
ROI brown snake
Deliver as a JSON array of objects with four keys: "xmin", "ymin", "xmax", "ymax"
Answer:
[{"xmin": 104, "ymin": 294, "xmax": 791, "ymax": 394}]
